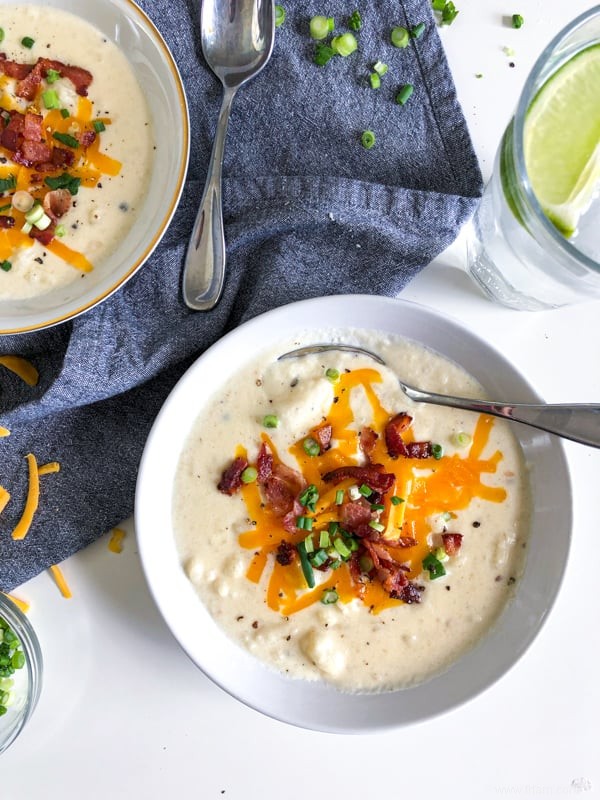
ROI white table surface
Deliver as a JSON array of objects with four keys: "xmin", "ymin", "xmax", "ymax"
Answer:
[{"xmin": 5, "ymin": 2, "xmax": 600, "ymax": 797}]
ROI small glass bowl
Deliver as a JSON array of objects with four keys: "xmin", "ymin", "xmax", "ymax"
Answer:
[{"xmin": 0, "ymin": 593, "xmax": 43, "ymax": 753}]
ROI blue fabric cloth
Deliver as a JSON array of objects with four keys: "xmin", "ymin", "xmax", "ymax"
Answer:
[{"xmin": 0, "ymin": 0, "xmax": 481, "ymax": 590}]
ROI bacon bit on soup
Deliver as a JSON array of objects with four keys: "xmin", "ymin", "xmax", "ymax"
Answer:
[
  {"xmin": 224, "ymin": 369, "xmax": 508, "ymax": 615},
  {"xmin": 441, "ymin": 532, "xmax": 463, "ymax": 556},
  {"xmin": 43, "ymin": 188, "xmax": 71, "ymax": 221}
]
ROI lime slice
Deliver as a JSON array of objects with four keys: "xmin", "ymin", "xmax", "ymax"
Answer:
[{"xmin": 524, "ymin": 43, "xmax": 600, "ymax": 236}]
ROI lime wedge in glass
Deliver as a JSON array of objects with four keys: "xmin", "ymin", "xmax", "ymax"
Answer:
[{"xmin": 524, "ymin": 43, "xmax": 600, "ymax": 237}]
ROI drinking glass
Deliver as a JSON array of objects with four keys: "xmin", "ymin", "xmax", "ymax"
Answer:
[{"xmin": 467, "ymin": 8, "xmax": 600, "ymax": 311}]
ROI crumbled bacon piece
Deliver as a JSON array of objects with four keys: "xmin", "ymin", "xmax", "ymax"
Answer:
[
  {"xmin": 264, "ymin": 462, "xmax": 306, "ymax": 515},
  {"xmin": 312, "ymin": 423, "xmax": 332, "ymax": 453},
  {"xmin": 406, "ymin": 441, "xmax": 433, "ymax": 459},
  {"xmin": 256, "ymin": 443, "xmax": 273, "ymax": 484},
  {"xmin": 1, "ymin": 112, "xmax": 24, "ymax": 152},
  {"xmin": 395, "ymin": 581, "xmax": 424, "ymax": 604},
  {"xmin": 348, "ymin": 552, "xmax": 366, "ymax": 597},
  {"xmin": 339, "ymin": 498, "xmax": 373, "ymax": 532},
  {"xmin": 20, "ymin": 140, "xmax": 52, "ymax": 164},
  {"xmin": 29, "ymin": 225, "xmax": 56, "ymax": 246},
  {"xmin": 217, "ymin": 456, "xmax": 248, "ymax": 495},
  {"xmin": 0, "ymin": 216, "xmax": 14, "ymax": 229},
  {"xmin": 10, "ymin": 57, "xmax": 93, "ymax": 100},
  {"xmin": 441, "ymin": 533, "xmax": 463, "ymax": 556},
  {"xmin": 385, "ymin": 412, "xmax": 412, "ymax": 457},
  {"xmin": 76, "ymin": 130, "xmax": 96, "ymax": 148},
  {"xmin": 322, "ymin": 464, "xmax": 394, "ymax": 494},
  {"xmin": 0, "ymin": 53, "xmax": 33, "ymax": 80},
  {"xmin": 41, "ymin": 59, "xmax": 93, "ymax": 96},
  {"xmin": 275, "ymin": 540, "xmax": 295, "ymax": 566},
  {"xmin": 282, "ymin": 500, "xmax": 304, "ymax": 532},
  {"xmin": 51, "ymin": 147, "xmax": 75, "ymax": 168},
  {"xmin": 363, "ymin": 541, "xmax": 410, "ymax": 597},
  {"xmin": 359, "ymin": 427, "xmax": 378, "ymax": 460},
  {"xmin": 43, "ymin": 188, "xmax": 72, "ymax": 221},
  {"xmin": 23, "ymin": 112, "xmax": 43, "ymax": 142},
  {"xmin": 15, "ymin": 60, "xmax": 44, "ymax": 101}
]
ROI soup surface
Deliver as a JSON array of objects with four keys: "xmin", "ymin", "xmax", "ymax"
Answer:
[
  {"xmin": 173, "ymin": 331, "xmax": 530, "ymax": 691},
  {"xmin": 0, "ymin": 5, "xmax": 153, "ymax": 300}
]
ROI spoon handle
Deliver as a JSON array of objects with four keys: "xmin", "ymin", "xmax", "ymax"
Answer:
[
  {"xmin": 183, "ymin": 86, "xmax": 236, "ymax": 311},
  {"xmin": 402, "ymin": 385, "xmax": 600, "ymax": 448}
]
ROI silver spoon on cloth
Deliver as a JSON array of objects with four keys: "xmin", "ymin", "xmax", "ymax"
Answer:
[
  {"xmin": 182, "ymin": 0, "xmax": 275, "ymax": 311},
  {"xmin": 278, "ymin": 344, "xmax": 600, "ymax": 449}
]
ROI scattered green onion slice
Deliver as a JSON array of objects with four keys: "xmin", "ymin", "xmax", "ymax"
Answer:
[
  {"xmin": 299, "ymin": 483, "xmax": 319, "ymax": 511},
  {"xmin": 452, "ymin": 431, "xmax": 472, "ymax": 448},
  {"xmin": 373, "ymin": 61, "xmax": 388, "ymax": 76},
  {"xmin": 512, "ymin": 13, "xmax": 524, "ymax": 28},
  {"xmin": 435, "ymin": 546, "xmax": 449, "ymax": 562},
  {"xmin": 0, "ymin": 29, "xmax": 4, "ymax": 43},
  {"xmin": 390, "ymin": 26, "xmax": 409, "ymax": 48},
  {"xmin": 431, "ymin": 0, "xmax": 446, "ymax": 10},
  {"xmin": 348, "ymin": 485, "xmax": 361, "ymax": 501},
  {"xmin": 314, "ymin": 43, "xmax": 336, "ymax": 66},
  {"xmin": 369, "ymin": 72, "xmax": 381, "ymax": 90},
  {"xmin": 395, "ymin": 83, "xmax": 414, "ymax": 105},
  {"xmin": 44, "ymin": 172, "xmax": 81, "ymax": 195},
  {"xmin": 410, "ymin": 22, "xmax": 426, "ymax": 38},
  {"xmin": 359, "ymin": 555, "xmax": 374, "ymax": 572},
  {"xmin": 46, "ymin": 68, "xmax": 61, "ymax": 84},
  {"xmin": 309, "ymin": 15, "xmax": 330, "ymax": 40},
  {"xmin": 0, "ymin": 260, "xmax": 12, "ymax": 272},
  {"xmin": 297, "ymin": 516, "xmax": 313, "ymax": 531},
  {"xmin": 431, "ymin": 443, "xmax": 444, "ymax": 460},
  {"xmin": 319, "ymin": 530, "xmax": 331, "ymax": 549},
  {"xmin": 328, "ymin": 521, "xmax": 339, "ymax": 536},
  {"xmin": 52, "ymin": 131, "xmax": 79, "ymax": 148},
  {"xmin": 303, "ymin": 533, "xmax": 314, "ymax": 553},
  {"xmin": 441, "ymin": 2, "xmax": 459, "ymax": 24},
  {"xmin": 310, "ymin": 548, "xmax": 328, "ymax": 567},
  {"xmin": 321, "ymin": 589, "xmax": 339, "ymax": 605},
  {"xmin": 21, "ymin": 36, "xmax": 35, "ymax": 49},
  {"xmin": 390, "ymin": 495, "xmax": 404, "ymax": 505},
  {"xmin": 21, "ymin": 222, "xmax": 32, "ymax": 234},
  {"xmin": 0, "ymin": 175, "xmax": 16, "ymax": 193},
  {"xmin": 358, "ymin": 484, "xmax": 372, "ymax": 498},
  {"xmin": 297, "ymin": 541, "xmax": 315, "ymax": 588},
  {"xmin": 274, "ymin": 5, "xmax": 286, "ymax": 27},
  {"xmin": 262, "ymin": 414, "xmax": 279, "ymax": 429},
  {"xmin": 371, "ymin": 503, "xmax": 385, "ymax": 512},
  {"xmin": 331, "ymin": 33, "xmax": 358, "ymax": 57},
  {"xmin": 348, "ymin": 10, "xmax": 362, "ymax": 31},
  {"xmin": 60, "ymin": 108, "xmax": 70, "ymax": 119},
  {"xmin": 335, "ymin": 489, "xmax": 344, "ymax": 505},
  {"xmin": 33, "ymin": 212, "xmax": 52, "ymax": 231},
  {"xmin": 333, "ymin": 537, "xmax": 351, "ymax": 559},
  {"xmin": 42, "ymin": 89, "xmax": 60, "ymax": 109},
  {"xmin": 25, "ymin": 204, "xmax": 44, "ymax": 225},
  {"xmin": 0, "ymin": 204, "xmax": 11, "ymax": 212},
  {"xmin": 302, "ymin": 437, "xmax": 320, "ymax": 457},
  {"xmin": 368, "ymin": 521, "xmax": 385, "ymax": 533},
  {"xmin": 360, "ymin": 130, "xmax": 375, "ymax": 149},
  {"xmin": 92, "ymin": 120, "xmax": 106, "ymax": 133},
  {"xmin": 325, "ymin": 367, "xmax": 340, "ymax": 383},
  {"xmin": 55, "ymin": 224, "xmax": 66, "ymax": 238},
  {"xmin": 240, "ymin": 466, "xmax": 258, "ymax": 484},
  {"xmin": 422, "ymin": 552, "xmax": 446, "ymax": 579}
]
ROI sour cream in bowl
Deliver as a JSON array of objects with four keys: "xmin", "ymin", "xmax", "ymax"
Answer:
[
  {"xmin": 135, "ymin": 296, "xmax": 572, "ymax": 732},
  {"xmin": 0, "ymin": 0, "xmax": 188, "ymax": 333}
]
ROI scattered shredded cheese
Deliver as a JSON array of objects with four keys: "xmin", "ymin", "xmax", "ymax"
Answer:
[
  {"xmin": 108, "ymin": 528, "xmax": 126, "ymax": 554},
  {"xmin": 11, "ymin": 453, "xmax": 39, "ymax": 540},
  {"xmin": 0, "ymin": 485, "xmax": 10, "ymax": 515},
  {"xmin": 38, "ymin": 461, "xmax": 61, "ymax": 476},
  {"xmin": 0, "ymin": 355, "xmax": 39, "ymax": 386},
  {"xmin": 49, "ymin": 564, "xmax": 72, "ymax": 599},
  {"xmin": 0, "ymin": 426, "xmax": 10, "ymax": 437},
  {"xmin": 2, "ymin": 592, "xmax": 29, "ymax": 613}
]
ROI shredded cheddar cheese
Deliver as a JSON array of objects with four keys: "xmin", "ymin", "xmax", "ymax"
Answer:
[
  {"xmin": 11, "ymin": 453, "xmax": 40, "ymax": 540},
  {"xmin": 49, "ymin": 564, "xmax": 72, "ymax": 599},
  {"xmin": 0, "ymin": 355, "xmax": 39, "ymax": 386},
  {"xmin": 0, "ymin": 426, "xmax": 9, "ymax": 437},
  {"xmin": 38, "ymin": 461, "xmax": 61, "ymax": 476},
  {"xmin": 0, "ymin": 485, "xmax": 10, "ymax": 515},
  {"xmin": 2, "ymin": 592, "xmax": 29, "ymax": 613},
  {"xmin": 108, "ymin": 528, "xmax": 126, "ymax": 554}
]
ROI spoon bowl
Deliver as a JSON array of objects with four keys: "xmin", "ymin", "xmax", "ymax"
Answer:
[
  {"xmin": 183, "ymin": 0, "xmax": 275, "ymax": 311},
  {"xmin": 279, "ymin": 343, "xmax": 600, "ymax": 449}
]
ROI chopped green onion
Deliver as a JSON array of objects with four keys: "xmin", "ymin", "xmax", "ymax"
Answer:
[
  {"xmin": 21, "ymin": 36, "xmax": 35, "ymax": 49},
  {"xmin": 319, "ymin": 530, "xmax": 330, "ymax": 548},
  {"xmin": 335, "ymin": 490, "xmax": 344, "ymax": 505},
  {"xmin": 369, "ymin": 72, "xmax": 381, "ymax": 90},
  {"xmin": 55, "ymin": 224, "xmax": 66, "ymax": 238},
  {"xmin": 275, "ymin": 5, "xmax": 286, "ymax": 27},
  {"xmin": 42, "ymin": 89, "xmax": 60, "ymax": 109},
  {"xmin": 368, "ymin": 520, "xmax": 385, "ymax": 533},
  {"xmin": 452, "ymin": 431, "xmax": 472, "ymax": 448},
  {"xmin": 422, "ymin": 552, "xmax": 446, "ymax": 579},
  {"xmin": 314, "ymin": 43, "xmax": 336, "ymax": 66},
  {"xmin": 92, "ymin": 120, "xmax": 106, "ymax": 133},
  {"xmin": 44, "ymin": 172, "xmax": 81, "ymax": 195},
  {"xmin": 431, "ymin": 443, "xmax": 444, "ymax": 460},
  {"xmin": 0, "ymin": 260, "xmax": 12, "ymax": 272},
  {"xmin": 325, "ymin": 367, "xmax": 340, "ymax": 383},
  {"xmin": 346, "ymin": 536, "xmax": 360, "ymax": 552},
  {"xmin": 25, "ymin": 204, "xmax": 44, "ymax": 225},
  {"xmin": 46, "ymin": 68, "xmax": 61, "ymax": 83},
  {"xmin": 60, "ymin": 108, "xmax": 70, "ymax": 119},
  {"xmin": 0, "ymin": 204, "xmax": 11, "ymax": 212},
  {"xmin": 359, "ymin": 555, "xmax": 374, "ymax": 572},
  {"xmin": 331, "ymin": 33, "xmax": 358, "ymax": 57},
  {"xmin": 348, "ymin": 10, "xmax": 362, "ymax": 31},
  {"xmin": 52, "ymin": 131, "xmax": 79, "ymax": 148},
  {"xmin": 240, "ymin": 466, "xmax": 258, "ymax": 484},
  {"xmin": 303, "ymin": 534, "xmax": 314, "ymax": 553},
  {"xmin": 309, "ymin": 15, "xmax": 331, "ymax": 40},
  {"xmin": 512, "ymin": 13, "xmax": 524, "ymax": 28},
  {"xmin": 21, "ymin": 222, "xmax": 32, "ymax": 234},
  {"xmin": 390, "ymin": 26, "xmax": 409, "ymax": 48},
  {"xmin": 321, "ymin": 589, "xmax": 339, "ymax": 605},
  {"xmin": 33, "ymin": 212, "xmax": 52, "ymax": 231},
  {"xmin": 360, "ymin": 130, "xmax": 375, "ymax": 149},
  {"xmin": 435, "ymin": 546, "xmax": 449, "ymax": 563},
  {"xmin": 333, "ymin": 537, "xmax": 351, "ymax": 559},
  {"xmin": 11, "ymin": 651, "xmax": 24, "ymax": 670},
  {"xmin": 410, "ymin": 22, "xmax": 426, "ymax": 38},
  {"xmin": 431, "ymin": 0, "xmax": 446, "ymax": 9},
  {"xmin": 297, "ymin": 541, "xmax": 315, "ymax": 588},
  {"xmin": 302, "ymin": 437, "xmax": 320, "ymax": 457},
  {"xmin": 441, "ymin": 2, "xmax": 459, "ymax": 24},
  {"xmin": 373, "ymin": 61, "xmax": 388, "ymax": 76},
  {"xmin": 328, "ymin": 521, "xmax": 339, "ymax": 536},
  {"xmin": 395, "ymin": 83, "xmax": 414, "ymax": 105},
  {"xmin": 441, "ymin": 511, "xmax": 453, "ymax": 522},
  {"xmin": 310, "ymin": 548, "xmax": 328, "ymax": 567},
  {"xmin": 348, "ymin": 485, "xmax": 361, "ymax": 501},
  {"xmin": 358, "ymin": 484, "xmax": 372, "ymax": 498},
  {"xmin": 329, "ymin": 558, "xmax": 342, "ymax": 570},
  {"xmin": 299, "ymin": 483, "xmax": 319, "ymax": 511},
  {"xmin": 371, "ymin": 503, "xmax": 385, "ymax": 512},
  {"xmin": 0, "ymin": 175, "xmax": 16, "ymax": 193},
  {"xmin": 262, "ymin": 414, "xmax": 279, "ymax": 429},
  {"xmin": 0, "ymin": 29, "xmax": 4, "ymax": 43},
  {"xmin": 297, "ymin": 516, "xmax": 313, "ymax": 531},
  {"xmin": 390, "ymin": 495, "xmax": 404, "ymax": 505}
]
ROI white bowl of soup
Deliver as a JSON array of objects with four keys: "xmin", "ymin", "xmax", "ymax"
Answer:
[
  {"xmin": 135, "ymin": 296, "xmax": 572, "ymax": 732},
  {"xmin": 0, "ymin": 0, "xmax": 188, "ymax": 333}
]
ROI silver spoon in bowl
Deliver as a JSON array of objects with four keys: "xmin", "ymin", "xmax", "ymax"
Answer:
[
  {"xmin": 183, "ymin": 0, "xmax": 275, "ymax": 311},
  {"xmin": 278, "ymin": 344, "xmax": 600, "ymax": 448}
]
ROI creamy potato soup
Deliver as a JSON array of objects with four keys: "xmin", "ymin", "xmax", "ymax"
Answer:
[
  {"xmin": 0, "ymin": 5, "xmax": 153, "ymax": 300},
  {"xmin": 174, "ymin": 331, "xmax": 530, "ymax": 692}
]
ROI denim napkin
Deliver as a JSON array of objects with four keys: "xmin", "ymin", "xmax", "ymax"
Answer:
[{"xmin": 0, "ymin": 0, "xmax": 482, "ymax": 591}]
